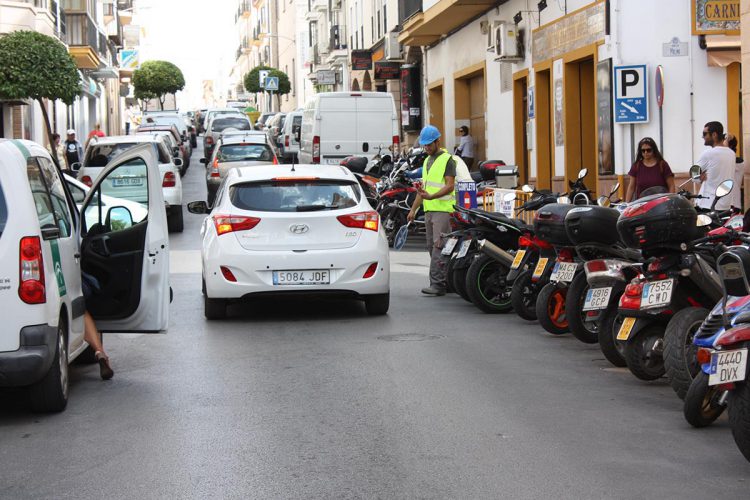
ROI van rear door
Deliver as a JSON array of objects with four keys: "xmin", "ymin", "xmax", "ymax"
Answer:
[
  {"xmin": 319, "ymin": 96, "xmax": 358, "ymax": 165},
  {"xmin": 355, "ymin": 95, "xmax": 395, "ymax": 158}
]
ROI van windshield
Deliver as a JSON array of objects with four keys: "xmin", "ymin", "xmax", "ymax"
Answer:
[{"xmin": 0, "ymin": 181, "xmax": 7, "ymax": 237}]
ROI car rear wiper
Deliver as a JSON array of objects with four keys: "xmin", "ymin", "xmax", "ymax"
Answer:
[{"xmin": 295, "ymin": 204, "xmax": 340, "ymax": 212}]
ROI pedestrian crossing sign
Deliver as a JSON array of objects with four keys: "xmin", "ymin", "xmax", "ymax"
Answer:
[{"xmin": 264, "ymin": 76, "xmax": 279, "ymax": 91}]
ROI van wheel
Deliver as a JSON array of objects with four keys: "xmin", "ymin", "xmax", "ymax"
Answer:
[
  {"xmin": 29, "ymin": 318, "xmax": 69, "ymax": 412},
  {"xmin": 168, "ymin": 205, "xmax": 184, "ymax": 233}
]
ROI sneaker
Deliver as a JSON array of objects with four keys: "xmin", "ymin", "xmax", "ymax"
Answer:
[{"xmin": 421, "ymin": 286, "xmax": 446, "ymax": 296}]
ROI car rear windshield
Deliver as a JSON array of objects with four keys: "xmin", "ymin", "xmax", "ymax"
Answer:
[
  {"xmin": 217, "ymin": 144, "xmax": 274, "ymax": 162},
  {"xmin": 230, "ymin": 180, "xmax": 361, "ymax": 212},
  {"xmin": 0, "ymin": 181, "xmax": 7, "ymax": 238},
  {"xmin": 213, "ymin": 117, "xmax": 251, "ymax": 132},
  {"xmin": 87, "ymin": 143, "xmax": 138, "ymax": 167}
]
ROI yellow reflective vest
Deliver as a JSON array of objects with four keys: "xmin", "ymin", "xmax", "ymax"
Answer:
[{"xmin": 422, "ymin": 150, "xmax": 455, "ymax": 212}]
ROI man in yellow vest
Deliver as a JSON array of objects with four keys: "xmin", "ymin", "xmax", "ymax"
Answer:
[{"xmin": 407, "ymin": 125, "xmax": 456, "ymax": 296}]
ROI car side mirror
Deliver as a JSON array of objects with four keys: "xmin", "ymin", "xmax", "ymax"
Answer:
[
  {"xmin": 173, "ymin": 158, "xmax": 184, "ymax": 168},
  {"xmin": 200, "ymin": 158, "xmax": 207, "ymax": 164},
  {"xmin": 105, "ymin": 206, "xmax": 134, "ymax": 231},
  {"xmin": 173, "ymin": 147, "xmax": 180, "ymax": 156},
  {"xmin": 71, "ymin": 162, "xmax": 81, "ymax": 171},
  {"xmin": 187, "ymin": 200, "xmax": 209, "ymax": 214}
]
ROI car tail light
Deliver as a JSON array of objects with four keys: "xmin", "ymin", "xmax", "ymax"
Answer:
[
  {"xmin": 363, "ymin": 262, "xmax": 378, "ymax": 279},
  {"xmin": 620, "ymin": 282, "xmax": 643, "ymax": 310},
  {"xmin": 19, "ymin": 236, "xmax": 45, "ymax": 304},
  {"xmin": 392, "ymin": 135, "xmax": 400, "ymax": 152},
  {"xmin": 212, "ymin": 214, "xmax": 261, "ymax": 235},
  {"xmin": 81, "ymin": 175, "xmax": 93, "ymax": 187},
  {"xmin": 220, "ymin": 266, "xmax": 237, "ymax": 282},
  {"xmin": 273, "ymin": 155, "xmax": 279, "ymax": 165},
  {"xmin": 210, "ymin": 159, "xmax": 220, "ymax": 178},
  {"xmin": 162, "ymin": 171, "xmax": 176, "ymax": 187},
  {"xmin": 337, "ymin": 211, "xmax": 379, "ymax": 232},
  {"xmin": 285, "ymin": 135, "xmax": 290, "ymax": 147},
  {"xmin": 206, "ymin": 136, "xmax": 214, "ymax": 145},
  {"xmin": 272, "ymin": 176, "xmax": 319, "ymax": 182},
  {"xmin": 312, "ymin": 135, "xmax": 320, "ymax": 163}
]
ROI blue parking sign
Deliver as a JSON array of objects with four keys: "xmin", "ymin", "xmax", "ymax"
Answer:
[{"xmin": 614, "ymin": 65, "xmax": 648, "ymax": 123}]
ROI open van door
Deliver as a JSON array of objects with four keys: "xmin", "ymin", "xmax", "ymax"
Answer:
[{"xmin": 79, "ymin": 143, "xmax": 169, "ymax": 333}]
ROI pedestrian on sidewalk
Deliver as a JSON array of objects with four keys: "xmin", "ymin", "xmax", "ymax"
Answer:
[
  {"xmin": 125, "ymin": 107, "xmax": 134, "ymax": 135},
  {"xmin": 696, "ymin": 121, "xmax": 736, "ymax": 210},
  {"xmin": 625, "ymin": 137, "xmax": 675, "ymax": 201},
  {"xmin": 724, "ymin": 133, "xmax": 744, "ymax": 209},
  {"xmin": 408, "ymin": 125, "xmax": 456, "ymax": 296},
  {"xmin": 63, "ymin": 129, "xmax": 83, "ymax": 171},
  {"xmin": 455, "ymin": 125, "xmax": 475, "ymax": 169},
  {"xmin": 47, "ymin": 133, "xmax": 65, "ymax": 170},
  {"xmin": 86, "ymin": 122, "xmax": 105, "ymax": 148}
]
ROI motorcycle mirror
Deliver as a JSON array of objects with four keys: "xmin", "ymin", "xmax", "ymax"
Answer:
[
  {"xmin": 557, "ymin": 196, "xmax": 571, "ymax": 204},
  {"xmin": 503, "ymin": 192, "xmax": 517, "ymax": 202},
  {"xmin": 578, "ymin": 168, "xmax": 588, "ymax": 179},
  {"xmin": 696, "ymin": 214, "xmax": 713, "ymax": 227},
  {"xmin": 715, "ymin": 179, "xmax": 734, "ymax": 198},
  {"xmin": 610, "ymin": 182, "xmax": 620, "ymax": 195},
  {"xmin": 521, "ymin": 184, "xmax": 534, "ymax": 193},
  {"xmin": 597, "ymin": 195, "xmax": 611, "ymax": 207},
  {"xmin": 689, "ymin": 164, "xmax": 702, "ymax": 180}
]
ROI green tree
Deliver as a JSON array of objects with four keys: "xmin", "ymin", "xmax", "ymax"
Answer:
[
  {"xmin": 0, "ymin": 30, "xmax": 80, "ymax": 167},
  {"xmin": 133, "ymin": 60, "xmax": 185, "ymax": 110},
  {"xmin": 244, "ymin": 65, "xmax": 291, "ymax": 108}
]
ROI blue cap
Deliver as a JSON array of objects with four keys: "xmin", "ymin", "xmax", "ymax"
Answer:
[{"xmin": 418, "ymin": 125, "xmax": 441, "ymax": 145}]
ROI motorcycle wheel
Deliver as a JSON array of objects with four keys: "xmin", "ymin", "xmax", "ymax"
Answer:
[
  {"xmin": 453, "ymin": 263, "xmax": 472, "ymax": 303},
  {"xmin": 536, "ymin": 283, "xmax": 570, "ymax": 335},
  {"xmin": 598, "ymin": 305, "xmax": 627, "ymax": 367},
  {"xmin": 664, "ymin": 307, "xmax": 709, "ymax": 400},
  {"xmin": 684, "ymin": 371, "xmax": 726, "ymax": 428},
  {"xmin": 729, "ymin": 380, "xmax": 750, "ymax": 462},
  {"xmin": 465, "ymin": 254, "xmax": 513, "ymax": 314},
  {"xmin": 446, "ymin": 255, "xmax": 456, "ymax": 294},
  {"xmin": 624, "ymin": 323, "xmax": 666, "ymax": 381},
  {"xmin": 383, "ymin": 210, "xmax": 405, "ymax": 247},
  {"xmin": 510, "ymin": 269, "xmax": 537, "ymax": 321},
  {"xmin": 565, "ymin": 272, "xmax": 598, "ymax": 344}
]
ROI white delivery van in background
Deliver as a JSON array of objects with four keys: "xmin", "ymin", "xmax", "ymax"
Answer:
[{"xmin": 299, "ymin": 92, "xmax": 399, "ymax": 165}]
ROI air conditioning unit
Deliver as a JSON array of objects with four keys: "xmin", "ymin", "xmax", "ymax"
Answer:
[
  {"xmin": 385, "ymin": 31, "xmax": 402, "ymax": 61},
  {"xmin": 495, "ymin": 22, "xmax": 522, "ymax": 61},
  {"xmin": 486, "ymin": 20, "xmax": 502, "ymax": 53}
]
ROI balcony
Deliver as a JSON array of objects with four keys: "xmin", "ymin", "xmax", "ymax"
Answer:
[
  {"xmin": 398, "ymin": 0, "xmax": 421, "ymax": 24},
  {"xmin": 398, "ymin": 0, "xmax": 499, "ymax": 46},
  {"xmin": 66, "ymin": 12, "xmax": 101, "ymax": 69}
]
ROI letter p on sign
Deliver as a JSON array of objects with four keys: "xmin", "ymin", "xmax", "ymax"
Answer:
[{"xmin": 616, "ymin": 67, "xmax": 645, "ymax": 99}]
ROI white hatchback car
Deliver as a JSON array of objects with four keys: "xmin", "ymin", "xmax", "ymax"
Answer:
[
  {"xmin": 76, "ymin": 135, "xmax": 184, "ymax": 232},
  {"xmin": 0, "ymin": 140, "xmax": 170, "ymax": 412},
  {"xmin": 188, "ymin": 164, "xmax": 390, "ymax": 319}
]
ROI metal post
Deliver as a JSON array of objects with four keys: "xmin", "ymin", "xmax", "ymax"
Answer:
[
  {"xmin": 659, "ymin": 107, "xmax": 664, "ymax": 155},
  {"xmin": 630, "ymin": 124, "xmax": 635, "ymax": 165}
]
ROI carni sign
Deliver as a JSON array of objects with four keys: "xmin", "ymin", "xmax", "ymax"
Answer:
[
  {"xmin": 692, "ymin": 0, "xmax": 740, "ymax": 34},
  {"xmin": 614, "ymin": 65, "xmax": 648, "ymax": 124}
]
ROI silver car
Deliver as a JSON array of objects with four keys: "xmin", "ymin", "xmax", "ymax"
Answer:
[
  {"xmin": 202, "ymin": 115, "xmax": 253, "ymax": 160},
  {"xmin": 203, "ymin": 132, "xmax": 277, "ymax": 205}
]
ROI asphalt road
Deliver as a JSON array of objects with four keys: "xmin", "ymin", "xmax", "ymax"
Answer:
[{"xmin": 1, "ymin": 145, "xmax": 749, "ymax": 499}]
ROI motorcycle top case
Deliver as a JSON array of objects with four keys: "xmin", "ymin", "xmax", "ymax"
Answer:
[
  {"xmin": 533, "ymin": 203, "xmax": 576, "ymax": 247},
  {"xmin": 616, "ymin": 193, "xmax": 697, "ymax": 252},
  {"xmin": 564, "ymin": 206, "xmax": 621, "ymax": 245}
]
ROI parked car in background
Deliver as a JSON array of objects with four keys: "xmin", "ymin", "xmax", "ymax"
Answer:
[
  {"xmin": 266, "ymin": 112, "xmax": 286, "ymax": 153},
  {"xmin": 255, "ymin": 111, "xmax": 277, "ymax": 131},
  {"xmin": 135, "ymin": 124, "xmax": 189, "ymax": 173},
  {"xmin": 279, "ymin": 110, "xmax": 303, "ymax": 163},
  {"xmin": 187, "ymin": 164, "xmax": 390, "ymax": 319},
  {"xmin": 182, "ymin": 112, "xmax": 198, "ymax": 148},
  {"xmin": 76, "ymin": 135, "xmax": 185, "ymax": 232},
  {"xmin": 201, "ymin": 130, "xmax": 277, "ymax": 205},
  {"xmin": 203, "ymin": 108, "xmax": 246, "ymax": 132},
  {"xmin": 203, "ymin": 114, "xmax": 253, "ymax": 160},
  {"xmin": 299, "ymin": 92, "xmax": 399, "ymax": 165},
  {"xmin": 141, "ymin": 112, "xmax": 193, "ymax": 160},
  {"xmin": 0, "ymin": 139, "xmax": 170, "ymax": 412}
]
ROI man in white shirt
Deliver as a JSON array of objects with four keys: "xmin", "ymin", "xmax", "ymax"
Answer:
[{"xmin": 696, "ymin": 121, "xmax": 736, "ymax": 210}]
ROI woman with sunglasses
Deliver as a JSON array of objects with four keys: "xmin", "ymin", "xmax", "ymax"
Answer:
[{"xmin": 625, "ymin": 137, "xmax": 675, "ymax": 201}]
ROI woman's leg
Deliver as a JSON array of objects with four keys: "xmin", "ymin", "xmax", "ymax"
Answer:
[{"xmin": 84, "ymin": 311, "xmax": 113, "ymax": 380}]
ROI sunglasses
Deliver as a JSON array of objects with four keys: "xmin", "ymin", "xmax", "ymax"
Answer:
[
  {"xmin": 641, "ymin": 148, "xmax": 652, "ymax": 153},
  {"xmin": 702, "ymin": 131, "xmax": 710, "ymax": 137}
]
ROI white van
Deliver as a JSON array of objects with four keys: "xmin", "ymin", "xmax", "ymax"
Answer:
[{"xmin": 299, "ymin": 92, "xmax": 399, "ymax": 165}]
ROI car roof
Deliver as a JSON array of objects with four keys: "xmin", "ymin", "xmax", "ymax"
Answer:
[
  {"xmin": 225, "ymin": 164, "xmax": 355, "ymax": 184},
  {"xmin": 218, "ymin": 133, "xmax": 269, "ymax": 145},
  {"xmin": 89, "ymin": 135, "xmax": 163, "ymax": 146}
]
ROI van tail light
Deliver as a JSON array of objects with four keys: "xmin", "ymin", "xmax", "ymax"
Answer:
[
  {"xmin": 620, "ymin": 282, "xmax": 643, "ymax": 310},
  {"xmin": 212, "ymin": 214, "xmax": 261, "ymax": 235},
  {"xmin": 162, "ymin": 171, "xmax": 176, "ymax": 187},
  {"xmin": 392, "ymin": 135, "xmax": 400, "ymax": 152},
  {"xmin": 285, "ymin": 135, "xmax": 290, "ymax": 147},
  {"xmin": 206, "ymin": 136, "xmax": 214, "ymax": 145},
  {"xmin": 337, "ymin": 211, "xmax": 379, "ymax": 232},
  {"xmin": 363, "ymin": 262, "xmax": 378, "ymax": 279},
  {"xmin": 312, "ymin": 135, "xmax": 320, "ymax": 163},
  {"xmin": 19, "ymin": 236, "xmax": 45, "ymax": 304},
  {"xmin": 81, "ymin": 175, "xmax": 93, "ymax": 187}
]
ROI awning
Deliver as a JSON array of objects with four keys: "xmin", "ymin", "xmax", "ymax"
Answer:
[{"xmin": 706, "ymin": 35, "xmax": 740, "ymax": 67}]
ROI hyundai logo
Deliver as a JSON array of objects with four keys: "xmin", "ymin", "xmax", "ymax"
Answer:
[{"xmin": 289, "ymin": 224, "xmax": 309, "ymax": 234}]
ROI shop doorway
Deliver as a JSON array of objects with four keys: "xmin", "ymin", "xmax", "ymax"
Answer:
[
  {"xmin": 454, "ymin": 64, "xmax": 486, "ymax": 166},
  {"xmin": 727, "ymin": 62, "xmax": 742, "ymax": 155},
  {"xmin": 427, "ymin": 82, "xmax": 444, "ymax": 136},
  {"xmin": 513, "ymin": 72, "xmax": 529, "ymax": 185},
  {"xmin": 534, "ymin": 68, "xmax": 553, "ymax": 190},
  {"xmin": 564, "ymin": 57, "xmax": 596, "ymax": 193}
]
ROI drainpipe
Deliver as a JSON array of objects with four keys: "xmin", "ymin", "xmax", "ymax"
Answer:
[{"xmin": 422, "ymin": 45, "xmax": 429, "ymax": 128}]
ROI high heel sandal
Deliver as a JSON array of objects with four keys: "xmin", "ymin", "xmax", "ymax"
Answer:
[{"xmin": 95, "ymin": 351, "xmax": 114, "ymax": 380}]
